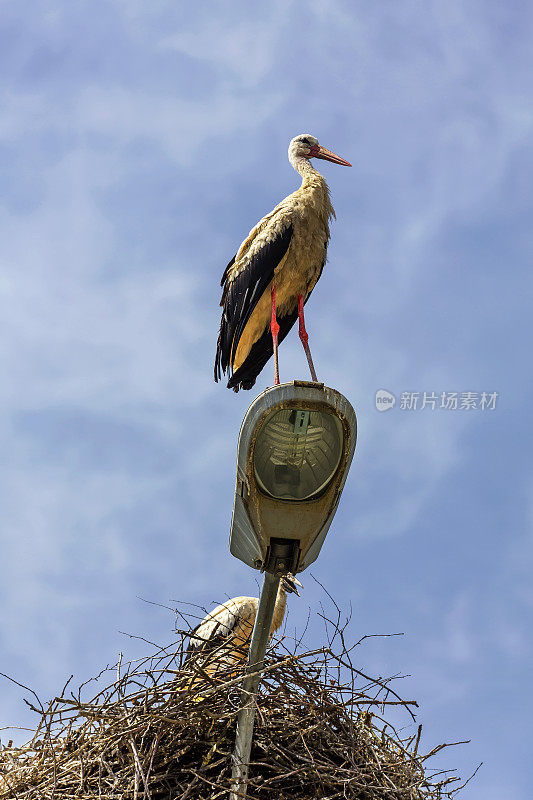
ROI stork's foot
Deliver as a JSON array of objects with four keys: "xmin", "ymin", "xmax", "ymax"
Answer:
[{"xmin": 297, "ymin": 294, "xmax": 318, "ymax": 382}]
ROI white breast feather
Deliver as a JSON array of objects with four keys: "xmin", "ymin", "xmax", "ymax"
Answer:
[{"xmin": 191, "ymin": 597, "xmax": 258, "ymax": 649}]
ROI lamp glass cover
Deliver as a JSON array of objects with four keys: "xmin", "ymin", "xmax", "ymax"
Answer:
[{"xmin": 253, "ymin": 408, "xmax": 343, "ymax": 501}]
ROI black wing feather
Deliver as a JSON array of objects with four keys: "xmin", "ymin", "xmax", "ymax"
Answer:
[
  {"xmin": 214, "ymin": 224, "xmax": 293, "ymax": 385},
  {"xmin": 220, "ymin": 254, "xmax": 235, "ymax": 289}
]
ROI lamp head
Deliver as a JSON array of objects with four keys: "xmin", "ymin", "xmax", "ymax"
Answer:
[{"xmin": 229, "ymin": 381, "xmax": 357, "ymax": 576}]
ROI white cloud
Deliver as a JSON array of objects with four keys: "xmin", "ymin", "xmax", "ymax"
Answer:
[{"xmin": 159, "ymin": 2, "xmax": 290, "ymax": 88}]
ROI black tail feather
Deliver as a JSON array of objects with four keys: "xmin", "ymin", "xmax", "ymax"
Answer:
[{"xmin": 227, "ymin": 308, "xmax": 298, "ymax": 392}]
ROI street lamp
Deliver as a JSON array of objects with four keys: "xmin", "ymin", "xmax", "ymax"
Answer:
[{"xmin": 229, "ymin": 380, "xmax": 357, "ymax": 799}]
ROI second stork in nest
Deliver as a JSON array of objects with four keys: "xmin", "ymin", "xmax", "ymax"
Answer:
[{"xmin": 186, "ymin": 574, "xmax": 302, "ymax": 689}]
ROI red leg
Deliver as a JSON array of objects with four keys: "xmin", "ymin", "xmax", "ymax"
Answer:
[
  {"xmin": 271, "ymin": 284, "xmax": 280, "ymax": 386},
  {"xmin": 297, "ymin": 294, "xmax": 318, "ymax": 382}
]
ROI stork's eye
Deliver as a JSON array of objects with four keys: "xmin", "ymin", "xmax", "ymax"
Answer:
[{"xmin": 300, "ymin": 137, "xmax": 311, "ymax": 145}]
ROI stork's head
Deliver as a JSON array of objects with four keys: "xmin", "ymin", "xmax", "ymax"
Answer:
[
  {"xmin": 288, "ymin": 134, "xmax": 351, "ymax": 167},
  {"xmin": 281, "ymin": 573, "xmax": 303, "ymax": 596}
]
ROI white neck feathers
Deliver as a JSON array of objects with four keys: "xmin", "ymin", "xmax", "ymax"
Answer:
[
  {"xmin": 270, "ymin": 583, "xmax": 288, "ymax": 634},
  {"xmin": 289, "ymin": 153, "xmax": 323, "ymax": 180}
]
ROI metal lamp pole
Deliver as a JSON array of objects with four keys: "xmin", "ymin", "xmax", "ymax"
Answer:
[
  {"xmin": 227, "ymin": 382, "xmax": 358, "ymax": 799},
  {"xmin": 229, "ymin": 571, "xmax": 280, "ymax": 800}
]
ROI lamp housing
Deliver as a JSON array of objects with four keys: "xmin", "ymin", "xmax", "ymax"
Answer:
[{"xmin": 229, "ymin": 381, "xmax": 357, "ymax": 575}]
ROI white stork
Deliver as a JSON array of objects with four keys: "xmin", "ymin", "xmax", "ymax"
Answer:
[
  {"xmin": 215, "ymin": 134, "xmax": 351, "ymax": 392},
  {"xmin": 185, "ymin": 574, "xmax": 302, "ymax": 685}
]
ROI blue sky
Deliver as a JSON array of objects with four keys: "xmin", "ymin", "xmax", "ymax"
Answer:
[{"xmin": 1, "ymin": 1, "xmax": 532, "ymax": 796}]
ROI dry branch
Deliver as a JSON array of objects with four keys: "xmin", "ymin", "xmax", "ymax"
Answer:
[{"xmin": 0, "ymin": 613, "xmax": 469, "ymax": 799}]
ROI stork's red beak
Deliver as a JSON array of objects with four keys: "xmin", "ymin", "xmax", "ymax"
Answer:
[{"xmin": 311, "ymin": 144, "xmax": 351, "ymax": 167}]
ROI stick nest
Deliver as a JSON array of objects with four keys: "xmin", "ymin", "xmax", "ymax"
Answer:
[{"xmin": 0, "ymin": 611, "xmax": 470, "ymax": 799}]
